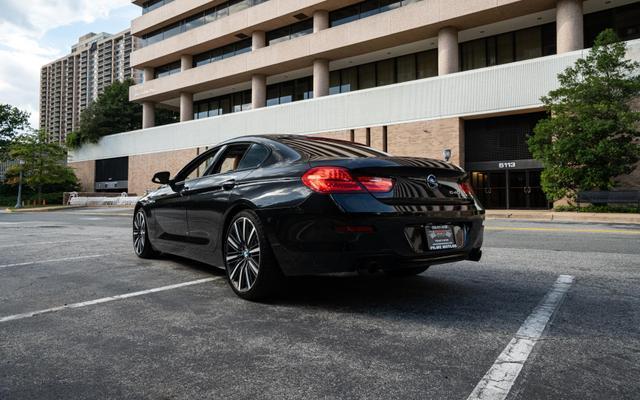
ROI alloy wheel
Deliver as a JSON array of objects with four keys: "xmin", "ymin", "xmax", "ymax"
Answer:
[
  {"xmin": 226, "ymin": 217, "xmax": 261, "ymax": 292},
  {"xmin": 133, "ymin": 210, "xmax": 147, "ymax": 256}
]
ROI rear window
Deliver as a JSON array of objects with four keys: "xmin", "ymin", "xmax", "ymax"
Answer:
[
  {"xmin": 237, "ymin": 144, "xmax": 270, "ymax": 170},
  {"xmin": 278, "ymin": 136, "xmax": 388, "ymax": 160}
]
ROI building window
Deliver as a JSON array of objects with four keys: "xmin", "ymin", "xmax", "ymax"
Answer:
[
  {"xmin": 328, "ymin": 50, "xmax": 436, "ymax": 95},
  {"xmin": 142, "ymin": 0, "xmax": 174, "ymax": 14},
  {"xmin": 266, "ymin": 77, "xmax": 313, "ymax": 106},
  {"xmin": 194, "ymin": 90, "xmax": 251, "ymax": 119},
  {"xmin": 192, "ymin": 39, "xmax": 251, "ymax": 68},
  {"xmin": 266, "ymin": 19, "xmax": 313, "ymax": 46},
  {"xmin": 329, "ymin": 0, "xmax": 422, "ymax": 27},
  {"xmin": 460, "ymin": 23, "xmax": 555, "ymax": 71},
  {"xmin": 154, "ymin": 61, "xmax": 181, "ymax": 79},
  {"xmin": 141, "ymin": 0, "xmax": 267, "ymax": 47},
  {"xmin": 584, "ymin": 2, "xmax": 640, "ymax": 47}
]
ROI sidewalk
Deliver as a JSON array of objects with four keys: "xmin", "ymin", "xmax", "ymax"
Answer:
[
  {"xmin": 4, "ymin": 205, "xmax": 133, "ymax": 213},
  {"xmin": 486, "ymin": 210, "xmax": 640, "ymax": 225}
]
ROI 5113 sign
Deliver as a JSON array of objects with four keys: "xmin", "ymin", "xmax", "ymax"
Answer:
[{"xmin": 498, "ymin": 161, "xmax": 517, "ymax": 169}]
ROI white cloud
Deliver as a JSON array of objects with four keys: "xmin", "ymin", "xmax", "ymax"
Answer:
[{"xmin": 0, "ymin": 0, "xmax": 132, "ymax": 127}]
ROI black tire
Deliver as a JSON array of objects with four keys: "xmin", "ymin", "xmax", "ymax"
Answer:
[
  {"xmin": 224, "ymin": 210, "xmax": 282, "ymax": 301},
  {"xmin": 133, "ymin": 209, "xmax": 160, "ymax": 259},
  {"xmin": 386, "ymin": 266, "xmax": 429, "ymax": 277}
]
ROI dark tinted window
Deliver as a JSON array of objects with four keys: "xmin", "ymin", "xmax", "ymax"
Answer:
[
  {"xmin": 584, "ymin": 2, "xmax": 640, "ymax": 47},
  {"xmin": 237, "ymin": 144, "xmax": 270, "ymax": 170},
  {"xmin": 95, "ymin": 157, "xmax": 128, "ymax": 182},
  {"xmin": 278, "ymin": 137, "xmax": 388, "ymax": 160},
  {"xmin": 464, "ymin": 113, "xmax": 545, "ymax": 163}
]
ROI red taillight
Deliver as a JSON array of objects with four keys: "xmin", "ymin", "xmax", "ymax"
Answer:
[
  {"xmin": 302, "ymin": 167, "xmax": 364, "ymax": 193},
  {"xmin": 459, "ymin": 182, "xmax": 475, "ymax": 196},
  {"xmin": 357, "ymin": 176, "xmax": 394, "ymax": 193},
  {"xmin": 301, "ymin": 167, "xmax": 395, "ymax": 194}
]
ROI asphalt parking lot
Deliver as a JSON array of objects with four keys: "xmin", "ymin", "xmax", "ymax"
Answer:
[{"xmin": 0, "ymin": 208, "xmax": 639, "ymax": 400}]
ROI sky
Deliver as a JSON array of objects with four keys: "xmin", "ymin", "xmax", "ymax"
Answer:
[{"xmin": 0, "ymin": 0, "xmax": 141, "ymax": 128}]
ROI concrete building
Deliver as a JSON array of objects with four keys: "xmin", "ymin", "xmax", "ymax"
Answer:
[
  {"xmin": 70, "ymin": 0, "xmax": 640, "ymax": 208},
  {"xmin": 39, "ymin": 30, "xmax": 140, "ymax": 144}
]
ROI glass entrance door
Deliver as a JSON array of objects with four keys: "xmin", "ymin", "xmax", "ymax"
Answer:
[{"xmin": 470, "ymin": 169, "xmax": 549, "ymax": 209}]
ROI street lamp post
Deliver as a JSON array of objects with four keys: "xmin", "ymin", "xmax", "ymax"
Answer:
[{"xmin": 14, "ymin": 160, "xmax": 25, "ymax": 209}]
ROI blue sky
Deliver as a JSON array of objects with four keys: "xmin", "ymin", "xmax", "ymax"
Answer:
[{"xmin": 0, "ymin": 0, "xmax": 140, "ymax": 128}]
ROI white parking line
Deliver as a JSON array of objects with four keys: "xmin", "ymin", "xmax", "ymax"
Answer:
[
  {"xmin": 467, "ymin": 274, "xmax": 575, "ymax": 400},
  {"xmin": 0, "ymin": 277, "xmax": 223, "ymax": 323},
  {"xmin": 0, "ymin": 254, "xmax": 110, "ymax": 270},
  {"xmin": 0, "ymin": 238, "xmax": 107, "ymax": 249}
]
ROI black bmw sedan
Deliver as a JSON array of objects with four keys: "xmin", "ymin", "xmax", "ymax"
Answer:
[{"xmin": 133, "ymin": 135, "xmax": 484, "ymax": 300}]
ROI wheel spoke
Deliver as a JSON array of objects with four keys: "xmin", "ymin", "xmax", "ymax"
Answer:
[
  {"xmin": 244, "ymin": 264, "xmax": 251, "ymax": 288},
  {"xmin": 247, "ymin": 258, "xmax": 259, "ymax": 276},
  {"xmin": 242, "ymin": 218, "xmax": 247, "ymax": 242},
  {"xmin": 227, "ymin": 235, "xmax": 241, "ymax": 251},
  {"xmin": 230, "ymin": 259, "xmax": 244, "ymax": 282},
  {"xmin": 233, "ymin": 221, "xmax": 242, "ymax": 245},
  {"xmin": 247, "ymin": 227, "xmax": 256, "ymax": 247}
]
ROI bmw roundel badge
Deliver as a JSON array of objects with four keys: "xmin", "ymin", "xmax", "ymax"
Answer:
[{"xmin": 426, "ymin": 174, "xmax": 438, "ymax": 189}]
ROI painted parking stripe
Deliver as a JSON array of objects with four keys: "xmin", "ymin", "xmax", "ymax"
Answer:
[
  {"xmin": 0, "ymin": 238, "xmax": 108, "ymax": 249},
  {"xmin": 0, "ymin": 254, "xmax": 110, "ymax": 270},
  {"xmin": 485, "ymin": 226, "xmax": 640, "ymax": 235},
  {"xmin": 0, "ymin": 277, "xmax": 223, "ymax": 323},
  {"xmin": 467, "ymin": 275, "xmax": 575, "ymax": 400}
]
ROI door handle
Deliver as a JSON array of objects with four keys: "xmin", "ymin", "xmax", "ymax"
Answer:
[{"xmin": 222, "ymin": 179, "xmax": 236, "ymax": 191}]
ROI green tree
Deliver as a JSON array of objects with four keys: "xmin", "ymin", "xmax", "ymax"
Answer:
[
  {"xmin": 67, "ymin": 79, "xmax": 179, "ymax": 148},
  {"xmin": 0, "ymin": 104, "xmax": 30, "ymax": 160},
  {"xmin": 528, "ymin": 29, "xmax": 640, "ymax": 202},
  {"xmin": 7, "ymin": 130, "xmax": 78, "ymax": 201}
]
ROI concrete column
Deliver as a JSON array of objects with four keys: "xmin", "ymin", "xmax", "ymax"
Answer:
[
  {"xmin": 252, "ymin": 74, "xmax": 266, "ymax": 109},
  {"xmin": 313, "ymin": 59, "xmax": 330, "ymax": 98},
  {"xmin": 180, "ymin": 92, "xmax": 193, "ymax": 122},
  {"xmin": 142, "ymin": 102, "xmax": 155, "ymax": 129},
  {"xmin": 252, "ymin": 30, "xmax": 266, "ymax": 50},
  {"xmin": 438, "ymin": 27, "xmax": 459, "ymax": 75},
  {"xmin": 556, "ymin": 0, "xmax": 584, "ymax": 53},
  {"xmin": 313, "ymin": 10, "xmax": 329, "ymax": 33},
  {"xmin": 180, "ymin": 54, "xmax": 193, "ymax": 71},
  {"xmin": 143, "ymin": 67, "xmax": 154, "ymax": 82}
]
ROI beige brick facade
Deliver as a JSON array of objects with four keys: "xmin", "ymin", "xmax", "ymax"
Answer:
[
  {"xmin": 128, "ymin": 148, "xmax": 200, "ymax": 195},
  {"xmin": 69, "ymin": 160, "xmax": 96, "ymax": 192},
  {"xmin": 316, "ymin": 117, "xmax": 463, "ymax": 165}
]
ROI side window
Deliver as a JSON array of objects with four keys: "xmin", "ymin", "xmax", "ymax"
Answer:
[
  {"xmin": 179, "ymin": 149, "xmax": 219, "ymax": 183},
  {"xmin": 211, "ymin": 144, "xmax": 251, "ymax": 175},
  {"xmin": 236, "ymin": 144, "xmax": 270, "ymax": 170}
]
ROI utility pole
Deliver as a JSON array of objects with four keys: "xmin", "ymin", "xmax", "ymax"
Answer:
[{"xmin": 14, "ymin": 160, "xmax": 24, "ymax": 209}]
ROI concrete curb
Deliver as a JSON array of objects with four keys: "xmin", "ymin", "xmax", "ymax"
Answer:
[
  {"xmin": 4, "ymin": 205, "xmax": 87, "ymax": 213},
  {"xmin": 486, "ymin": 210, "xmax": 640, "ymax": 225}
]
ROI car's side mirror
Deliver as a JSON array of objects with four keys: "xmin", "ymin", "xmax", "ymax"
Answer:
[{"xmin": 152, "ymin": 171, "xmax": 172, "ymax": 185}]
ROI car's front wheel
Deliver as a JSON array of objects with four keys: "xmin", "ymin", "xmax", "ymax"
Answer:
[
  {"xmin": 133, "ymin": 209, "xmax": 159, "ymax": 259},
  {"xmin": 224, "ymin": 210, "xmax": 281, "ymax": 301}
]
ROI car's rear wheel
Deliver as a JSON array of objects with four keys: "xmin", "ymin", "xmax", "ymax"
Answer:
[
  {"xmin": 133, "ymin": 209, "xmax": 159, "ymax": 259},
  {"xmin": 224, "ymin": 210, "xmax": 282, "ymax": 300}
]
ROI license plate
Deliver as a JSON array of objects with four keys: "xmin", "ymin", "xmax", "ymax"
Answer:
[{"xmin": 426, "ymin": 225, "xmax": 457, "ymax": 251}]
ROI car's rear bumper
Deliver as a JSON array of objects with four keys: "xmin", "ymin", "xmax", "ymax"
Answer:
[{"xmin": 257, "ymin": 200, "xmax": 484, "ymax": 276}]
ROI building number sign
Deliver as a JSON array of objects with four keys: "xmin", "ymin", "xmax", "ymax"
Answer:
[{"xmin": 498, "ymin": 162, "xmax": 517, "ymax": 169}]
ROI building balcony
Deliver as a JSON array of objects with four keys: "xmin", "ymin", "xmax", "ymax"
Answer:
[
  {"xmin": 130, "ymin": 0, "xmax": 560, "ymax": 102},
  {"xmin": 75, "ymin": 39, "xmax": 640, "ymax": 162}
]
